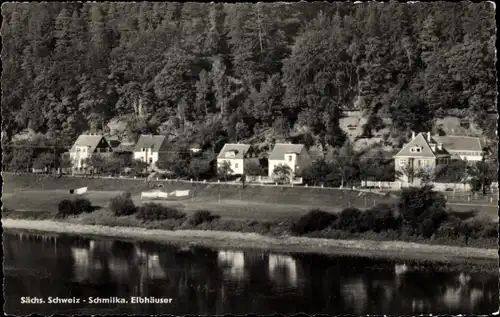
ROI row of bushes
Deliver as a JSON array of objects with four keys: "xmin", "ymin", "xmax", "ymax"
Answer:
[
  {"xmin": 57, "ymin": 198, "xmax": 94, "ymax": 218},
  {"xmin": 291, "ymin": 186, "xmax": 498, "ymax": 243},
  {"xmin": 292, "ymin": 187, "xmax": 447, "ymax": 237},
  {"xmin": 291, "ymin": 206, "xmax": 400, "ymax": 236},
  {"xmin": 108, "ymin": 192, "xmax": 219, "ymax": 225},
  {"xmin": 293, "ymin": 207, "xmax": 497, "ymax": 240}
]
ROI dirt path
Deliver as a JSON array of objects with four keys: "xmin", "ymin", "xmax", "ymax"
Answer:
[{"xmin": 3, "ymin": 219, "xmax": 497, "ymax": 264}]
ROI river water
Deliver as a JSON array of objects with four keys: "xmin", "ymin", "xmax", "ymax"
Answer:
[{"xmin": 3, "ymin": 230, "xmax": 498, "ymax": 315}]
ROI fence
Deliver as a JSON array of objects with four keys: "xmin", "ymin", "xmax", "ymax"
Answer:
[
  {"xmin": 361, "ymin": 180, "xmax": 499, "ymax": 193},
  {"xmin": 245, "ymin": 175, "xmax": 304, "ymax": 185}
]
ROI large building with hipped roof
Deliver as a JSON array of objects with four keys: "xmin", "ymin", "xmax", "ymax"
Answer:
[{"xmin": 393, "ymin": 131, "xmax": 490, "ymax": 181}]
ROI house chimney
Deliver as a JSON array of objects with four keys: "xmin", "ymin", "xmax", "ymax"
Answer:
[
  {"xmin": 411, "ymin": 131, "xmax": 415, "ymax": 139},
  {"xmin": 437, "ymin": 143, "xmax": 443, "ymax": 150},
  {"xmin": 427, "ymin": 132, "xmax": 431, "ymax": 142}
]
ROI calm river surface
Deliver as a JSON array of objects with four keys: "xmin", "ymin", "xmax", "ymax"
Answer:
[{"xmin": 3, "ymin": 230, "xmax": 498, "ymax": 315}]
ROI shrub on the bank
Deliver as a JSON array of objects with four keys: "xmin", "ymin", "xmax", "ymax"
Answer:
[
  {"xmin": 187, "ymin": 210, "xmax": 220, "ymax": 226},
  {"xmin": 57, "ymin": 199, "xmax": 75, "ymax": 218},
  {"xmin": 419, "ymin": 218, "xmax": 435, "ymax": 238},
  {"xmin": 109, "ymin": 192, "xmax": 136, "ymax": 216},
  {"xmin": 336, "ymin": 207, "xmax": 363, "ymax": 232},
  {"xmin": 291, "ymin": 209, "xmax": 337, "ymax": 235},
  {"xmin": 359, "ymin": 204, "xmax": 399, "ymax": 232},
  {"xmin": 136, "ymin": 203, "xmax": 185, "ymax": 221},
  {"xmin": 56, "ymin": 198, "xmax": 94, "ymax": 218},
  {"xmin": 73, "ymin": 198, "xmax": 93, "ymax": 213},
  {"xmin": 419, "ymin": 207, "xmax": 448, "ymax": 228},
  {"xmin": 398, "ymin": 185, "xmax": 447, "ymax": 229},
  {"xmin": 462, "ymin": 220, "xmax": 499, "ymax": 239},
  {"xmin": 478, "ymin": 222, "xmax": 498, "ymax": 238},
  {"xmin": 435, "ymin": 216, "xmax": 463, "ymax": 238}
]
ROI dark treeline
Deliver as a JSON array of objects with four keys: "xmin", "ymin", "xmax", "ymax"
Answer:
[{"xmin": 1, "ymin": 2, "xmax": 496, "ymax": 150}]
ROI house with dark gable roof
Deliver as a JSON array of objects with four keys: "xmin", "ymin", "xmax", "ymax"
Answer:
[
  {"xmin": 133, "ymin": 134, "xmax": 168, "ymax": 165},
  {"xmin": 268, "ymin": 143, "xmax": 311, "ymax": 178},
  {"xmin": 217, "ymin": 143, "xmax": 254, "ymax": 175},
  {"xmin": 69, "ymin": 134, "xmax": 113, "ymax": 170}
]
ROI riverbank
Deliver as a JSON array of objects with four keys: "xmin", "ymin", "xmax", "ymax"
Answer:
[
  {"xmin": 1, "ymin": 173, "xmax": 392, "ymax": 221},
  {"xmin": 3, "ymin": 173, "xmax": 498, "ymax": 222},
  {"xmin": 3, "ymin": 218, "xmax": 497, "ymax": 265}
]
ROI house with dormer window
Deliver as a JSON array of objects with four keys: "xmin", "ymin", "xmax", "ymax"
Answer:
[
  {"xmin": 393, "ymin": 132, "xmax": 450, "ymax": 181},
  {"xmin": 216, "ymin": 144, "xmax": 253, "ymax": 175},
  {"xmin": 393, "ymin": 131, "xmax": 489, "ymax": 182}
]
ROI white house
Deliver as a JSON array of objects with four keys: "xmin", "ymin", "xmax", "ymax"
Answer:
[
  {"xmin": 268, "ymin": 143, "xmax": 311, "ymax": 178},
  {"xmin": 133, "ymin": 135, "xmax": 167, "ymax": 165},
  {"xmin": 216, "ymin": 143, "xmax": 253, "ymax": 175},
  {"xmin": 393, "ymin": 132, "xmax": 490, "ymax": 182},
  {"xmin": 69, "ymin": 134, "xmax": 113, "ymax": 171},
  {"xmin": 432, "ymin": 135, "xmax": 489, "ymax": 162}
]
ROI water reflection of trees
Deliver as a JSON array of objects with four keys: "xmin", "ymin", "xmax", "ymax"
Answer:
[
  {"xmin": 367, "ymin": 264, "xmax": 494, "ymax": 314},
  {"xmin": 5, "ymin": 232, "xmax": 499, "ymax": 315}
]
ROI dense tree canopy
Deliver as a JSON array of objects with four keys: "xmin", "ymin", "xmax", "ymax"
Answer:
[{"xmin": 1, "ymin": 2, "xmax": 496, "ymax": 150}]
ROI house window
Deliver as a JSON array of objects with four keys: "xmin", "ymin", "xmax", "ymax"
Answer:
[
  {"xmin": 142, "ymin": 148, "xmax": 145, "ymax": 152},
  {"xmin": 235, "ymin": 163, "xmax": 239, "ymax": 168},
  {"xmin": 463, "ymin": 156, "xmax": 467, "ymax": 161},
  {"xmin": 77, "ymin": 148, "xmax": 81, "ymax": 152},
  {"xmin": 96, "ymin": 148, "xmax": 100, "ymax": 153},
  {"xmin": 399, "ymin": 159, "xmax": 407, "ymax": 166},
  {"xmin": 288, "ymin": 155, "xmax": 293, "ymax": 162}
]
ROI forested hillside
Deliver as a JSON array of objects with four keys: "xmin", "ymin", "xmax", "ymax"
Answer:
[{"xmin": 1, "ymin": 2, "xmax": 496, "ymax": 151}]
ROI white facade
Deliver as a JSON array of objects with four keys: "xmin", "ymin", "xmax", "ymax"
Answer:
[
  {"xmin": 134, "ymin": 148, "xmax": 160, "ymax": 164},
  {"xmin": 217, "ymin": 158, "xmax": 245, "ymax": 175},
  {"xmin": 448, "ymin": 151, "xmax": 484, "ymax": 162},
  {"xmin": 268, "ymin": 152, "xmax": 308, "ymax": 178},
  {"xmin": 70, "ymin": 146, "xmax": 92, "ymax": 169}
]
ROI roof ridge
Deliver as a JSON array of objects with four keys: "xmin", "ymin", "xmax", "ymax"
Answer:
[{"xmin": 438, "ymin": 135, "xmax": 482, "ymax": 138}]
